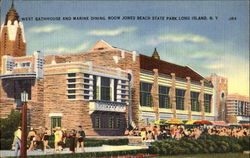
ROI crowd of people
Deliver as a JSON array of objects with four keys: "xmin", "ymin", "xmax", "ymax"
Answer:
[
  {"xmin": 12, "ymin": 125, "xmax": 85, "ymax": 156},
  {"xmin": 125, "ymin": 125, "xmax": 250, "ymax": 142},
  {"xmin": 12, "ymin": 124, "xmax": 249, "ymax": 156}
]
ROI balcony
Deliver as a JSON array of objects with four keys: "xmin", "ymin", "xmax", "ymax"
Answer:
[
  {"xmin": 89, "ymin": 100, "xmax": 126, "ymax": 114},
  {"xmin": 0, "ymin": 73, "xmax": 36, "ymax": 79}
]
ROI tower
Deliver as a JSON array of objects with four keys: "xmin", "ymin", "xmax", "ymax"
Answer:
[
  {"xmin": 207, "ymin": 73, "xmax": 228, "ymax": 121},
  {"xmin": 0, "ymin": 0, "xmax": 26, "ymax": 72},
  {"xmin": 152, "ymin": 48, "xmax": 160, "ymax": 60}
]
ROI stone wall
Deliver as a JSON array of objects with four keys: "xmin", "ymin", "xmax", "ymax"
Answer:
[
  {"xmin": 42, "ymin": 47, "xmax": 140, "ymax": 135},
  {"xmin": 0, "ymin": 98, "xmax": 16, "ymax": 118}
]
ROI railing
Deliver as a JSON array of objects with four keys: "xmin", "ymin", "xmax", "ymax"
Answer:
[{"xmin": 89, "ymin": 100, "xmax": 126, "ymax": 114}]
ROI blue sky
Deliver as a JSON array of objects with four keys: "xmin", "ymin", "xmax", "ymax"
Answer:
[{"xmin": 1, "ymin": 0, "xmax": 249, "ymax": 96}]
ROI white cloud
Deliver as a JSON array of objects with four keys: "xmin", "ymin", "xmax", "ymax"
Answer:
[
  {"xmin": 88, "ymin": 27, "xmax": 137, "ymax": 36},
  {"xmin": 147, "ymin": 33, "xmax": 211, "ymax": 46},
  {"xmin": 45, "ymin": 43, "xmax": 89, "ymax": 54},
  {"xmin": 29, "ymin": 25, "xmax": 64, "ymax": 33},
  {"xmin": 161, "ymin": 34, "xmax": 210, "ymax": 43},
  {"xmin": 204, "ymin": 63, "xmax": 224, "ymax": 70},
  {"xmin": 189, "ymin": 51, "xmax": 218, "ymax": 59}
]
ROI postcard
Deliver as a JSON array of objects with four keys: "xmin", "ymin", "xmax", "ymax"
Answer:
[{"xmin": 0, "ymin": 0, "xmax": 249, "ymax": 157}]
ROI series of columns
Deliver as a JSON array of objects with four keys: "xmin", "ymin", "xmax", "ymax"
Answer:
[{"xmin": 151, "ymin": 69, "xmax": 206, "ymax": 121}]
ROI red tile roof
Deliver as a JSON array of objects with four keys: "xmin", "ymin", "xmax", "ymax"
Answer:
[{"xmin": 139, "ymin": 54, "xmax": 205, "ymax": 83}]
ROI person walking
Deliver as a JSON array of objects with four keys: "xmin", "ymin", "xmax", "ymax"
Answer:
[
  {"xmin": 140, "ymin": 128, "xmax": 147, "ymax": 146},
  {"xmin": 76, "ymin": 126, "xmax": 85, "ymax": 152},
  {"xmin": 69, "ymin": 129, "xmax": 76, "ymax": 153},
  {"xmin": 27, "ymin": 127, "xmax": 36, "ymax": 151},
  {"xmin": 12, "ymin": 126, "xmax": 22, "ymax": 156},
  {"xmin": 153, "ymin": 126, "xmax": 158, "ymax": 140},
  {"xmin": 42, "ymin": 127, "xmax": 50, "ymax": 153},
  {"xmin": 34, "ymin": 127, "xmax": 43, "ymax": 150},
  {"xmin": 54, "ymin": 127, "xmax": 62, "ymax": 152},
  {"xmin": 61, "ymin": 128, "xmax": 67, "ymax": 150}
]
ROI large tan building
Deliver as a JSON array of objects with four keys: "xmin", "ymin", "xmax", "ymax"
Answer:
[
  {"xmin": 226, "ymin": 93, "xmax": 250, "ymax": 124},
  {"xmin": 0, "ymin": 3, "xmax": 216, "ymax": 135}
]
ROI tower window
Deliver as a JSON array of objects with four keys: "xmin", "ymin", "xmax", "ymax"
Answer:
[
  {"xmin": 4, "ymin": 33, "xmax": 7, "ymax": 49},
  {"xmin": 18, "ymin": 34, "xmax": 21, "ymax": 49}
]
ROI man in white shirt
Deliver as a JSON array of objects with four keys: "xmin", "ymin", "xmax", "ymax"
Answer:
[{"xmin": 12, "ymin": 126, "xmax": 22, "ymax": 156}]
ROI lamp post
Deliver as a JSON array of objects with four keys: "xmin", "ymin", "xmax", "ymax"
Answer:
[{"xmin": 20, "ymin": 91, "xmax": 28, "ymax": 158}]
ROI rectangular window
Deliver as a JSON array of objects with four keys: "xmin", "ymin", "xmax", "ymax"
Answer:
[
  {"xmin": 93, "ymin": 116, "xmax": 100, "ymax": 128},
  {"xmin": 84, "ymin": 79, "xmax": 89, "ymax": 83},
  {"xmin": 115, "ymin": 118, "xmax": 121, "ymax": 129},
  {"xmin": 176, "ymin": 89, "xmax": 185, "ymax": 110},
  {"xmin": 68, "ymin": 95, "xmax": 75, "ymax": 99},
  {"xmin": 191, "ymin": 92, "xmax": 200, "ymax": 112},
  {"xmin": 108, "ymin": 116, "xmax": 114, "ymax": 129},
  {"xmin": 84, "ymin": 90, "xmax": 89, "ymax": 94},
  {"xmin": 93, "ymin": 76, "xmax": 98, "ymax": 100},
  {"xmin": 20, "ymin": 62, "xmax": 30, "ymax": 67},
  {"xmin": 84, "ymin": 74, "xmax": 90, "ymax": 77},
  {"xmin": 140, "ymin": 82, "xmax": 152, "ymax": 107},
  {"xmin": 68, "ymin": 90, "xmax": 75, "ymax": 93},
  {"xmin": 101, "ymin": 77, "xmax": 110, "ymax": 101},
  {"xmin": 68, "ymin": 84, "xmax": 76, "ymax": 88},
  {"xmin": 68, "ymin": 79, "xmax": 76, "ymax": 83},
  {"xmin": 68, "ymin": 73, "xmax": 76, "ymax": 77},
  {"xmin": 204, "ymin": 94, "xmax": 212, "ymax": 113},
  {"xmin": 238, "ymin": 102, "xmax": 244, "ymax": 115},
  {"xmin": 84, "ymin": 96, "xmax": 89, "ymax": 100},
  {"xmin": 51, "ymin": 116, "xmax": 61, "ymax": 133},
  {"xmin": 114, "ymin": 79, "xmax": 118, "ymax": 101},
  {"xmin": 84, "ymin": 85, "xmax": 90, "ymax": 88},
  {"xmin": 159, "ymin": 86, "xmax": 171, "ymax": 108},
  {"xmin": 121, "ymin": 90, "xmax": 126, "ymax": 94}
]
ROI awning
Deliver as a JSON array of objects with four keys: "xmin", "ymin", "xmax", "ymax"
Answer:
[
  {"xmin": 211, "ymin": 121, "xmax": 228, "ymax": 126},
  {"xmin": 193, "ymin": 120, "xmax": 213, "ymax": 125},
  {"xmin": 242, "ymin": 124, "xmax": 250, "ymax": 127},
  {"xmin": 185, "ymin": 120, "xmax": 197, "ymax": 125},
  {"xmin": 228, "ymin": 123, "xmax": 241, "ymax": 126},
  {"xmin": 154, "ymin": 120, "xmax": 167, "ymax": 125},
  {"xmin": 166, "ymin": 119, "xmax": 184, "ymax": 124}
]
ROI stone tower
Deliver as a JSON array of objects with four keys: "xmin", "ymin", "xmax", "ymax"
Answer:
[
  {"xmin": 0, "ymin": 1, "xmax": 26, "ymax": 72},
  {"xmin": 207, "ymin": 73, "xmax": 228, "ymax": 121}
]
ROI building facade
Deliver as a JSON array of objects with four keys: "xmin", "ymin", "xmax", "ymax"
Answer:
[
  {"xmin": 206, "ymin": 73, "xmax": 228, "ymax": 121},
  {"xmin": 1, "ymin": 3, "xmax": 218, "ymax": 136},
  {"xmin": 138, "ymin": 52, "xmax": 214, "ymax": 126},
  {"xmin": 226, "ymin": 93, "xmax": 250, "ymax": 124}
]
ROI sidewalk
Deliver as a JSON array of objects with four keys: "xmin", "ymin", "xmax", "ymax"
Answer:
[{"xmin": 0, "ymin": 145, "xmax": 148, "ymax": 157}]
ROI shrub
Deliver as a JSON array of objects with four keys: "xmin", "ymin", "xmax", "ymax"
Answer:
[
  {"xmin": 230, "ymin": 143, "xmax": 242, "ymax": 152},
  {"xmin": 0, "ymin": 110, "xmax": 21, "ymax": 150},
  {"xmin": 148, "ymin": 135, "xmax": 250, "ymax": 156},
  {"xmin": 26, "ymin": 149, "xmax": 149, "ymax": 158},
  {"xmin": 238, "ymin": 136, "xmax": 250, "ymax": 151}
]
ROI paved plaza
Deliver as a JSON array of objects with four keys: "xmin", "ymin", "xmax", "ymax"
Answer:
[{"xmin": 0, "ymin": 145, "xmax": 148, "ymax": 157}]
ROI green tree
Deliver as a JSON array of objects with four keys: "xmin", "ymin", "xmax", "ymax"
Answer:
[{"xmin": 0, "ymin": 110, "xmax": 21, "ymax": 139}]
